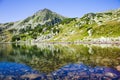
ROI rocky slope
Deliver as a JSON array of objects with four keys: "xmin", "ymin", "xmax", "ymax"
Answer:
[
  {"xmin": 0, "ymin": 8, "xmax": 65, "ymax": 42},
  {"xmin": 0, "ymin": 8, "xmax": 120, "ymax": 42},
  {"xmin": 50, "ymin": 8, "xmax": 120, "ymax": 42}
]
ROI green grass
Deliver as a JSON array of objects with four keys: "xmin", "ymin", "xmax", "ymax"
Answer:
[{"xmin": 92, "ymin": 21, "xmax": 120, "ymax": 38}]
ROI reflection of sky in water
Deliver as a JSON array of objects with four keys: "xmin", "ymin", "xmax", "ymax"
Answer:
[
  {"xmin": 0, "ymin": 62, "xmax": 120, "ymax": 80},
  {"xmin": 0, "ymin": 62, "xmax": 43, "ymax": 80}
]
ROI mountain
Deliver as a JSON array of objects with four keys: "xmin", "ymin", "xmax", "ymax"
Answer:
[
  {"xmin": 49, "ymin": 9, "xmax": 120, "ymax": 42},
  {"xmin": 18, "ymin": 8, "xmax": 65, "ymax": 28},
  {"xmin": 0, "ymin": 8, "xmax": 65, "ymax": 31},
  {"xmin": 0, "ymin": 8, "xmax": 66, "ymax": 42},
  {"xmin": 0, "ymin": 8, "xmax": 120, "ymax": 42}
]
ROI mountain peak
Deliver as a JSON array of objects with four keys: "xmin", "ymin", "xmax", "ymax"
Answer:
[
  {"xmin": 31, "ymin": 8, "xmax": 65, "ymax": 23},
  {"xmin": 41, "ymin": 8, "xmax": 52, "ymax": 12},
  {"xmin": 18, "ymin": 8, "xmax": 65, "ymax": 27},
  {"xmin": 35, "ymin": 8, "xmax": 52, "ymax": 15}
]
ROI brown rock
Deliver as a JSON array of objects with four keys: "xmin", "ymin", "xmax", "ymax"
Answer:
[
  {"xmin": 105, "ymin": 72, "xmax": 116, "ymax": 78},
  {"xmin": 117, "ymin": 57, "xmax": 120, "ymax": 60},
  {"xmin": 21, "ymin": 74, "xmax": 40, "ymax": 80},
  {"xmin": 116, "ymin": 65, "xmax": 120, "ymax": 71}
]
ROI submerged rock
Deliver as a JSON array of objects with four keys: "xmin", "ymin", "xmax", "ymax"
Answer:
[
  {"xmin": 0, "ymin": 62, "xmax": 120, "ymax": 80},
  {"xmin": 0, "ymin": 62, "xmax": 43, "ymax": 80},
  {"xmin": 21, "ymin": 74, "xmax": 42, "ymax": 80},
  {"xmin": 49, "ymin": 63, "xmax": 120, "ymax": 80},
  {"xmin": 116, "ymin": 65, "xmax": 120, "ymax": 71}
]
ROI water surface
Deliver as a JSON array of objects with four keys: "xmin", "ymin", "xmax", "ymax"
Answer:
[{"xmin": 0, "ymin": 43, "xmax": 120, "ymax": 79}]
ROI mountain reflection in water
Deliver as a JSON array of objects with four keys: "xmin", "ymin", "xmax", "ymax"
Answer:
[
  {"xmin": 0, "ymin": 62, "xmax": 120, "ymax": 80},
  {"xmin": 0, "ymin": 43, "xmax": 120, "ymax": 79}
]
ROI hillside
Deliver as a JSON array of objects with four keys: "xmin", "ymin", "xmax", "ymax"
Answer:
[
  {"xmin": 0, "ymin": 8, "xmax": 120, "ymax": 42},
  {"xmin": 0, "ymin": 8, "xmax": 65, "ymax": 42},
  {"xmin": 49, "ymin": 9, "xmax": 120, "ymax": 42}
]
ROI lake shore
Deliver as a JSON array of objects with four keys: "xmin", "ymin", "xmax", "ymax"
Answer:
[
  {"xmin": 32, "ymin": 40, "xmax": 120, "ymax": 45},
  {"xmin": 0, "ymin": 40, "xmax": 120, "ymax": 45}
]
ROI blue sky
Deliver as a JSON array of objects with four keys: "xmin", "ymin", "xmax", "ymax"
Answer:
[{"xmin": 0, "ymin": 0, "xmax": 120, "ymax": 23}]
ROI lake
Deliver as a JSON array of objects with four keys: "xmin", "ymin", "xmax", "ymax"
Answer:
[{"xmin": 0, "ymin": 43, "xmax": 120, "ymax": 80}]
